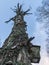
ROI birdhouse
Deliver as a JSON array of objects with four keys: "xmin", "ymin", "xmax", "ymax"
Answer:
[{"xmin": 30, "ymin": 45, "xmax": 40, "ymax": 63}]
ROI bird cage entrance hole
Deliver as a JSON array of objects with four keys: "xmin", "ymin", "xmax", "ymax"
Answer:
[
  {"xmin": 5, "ymin": 61, "xmax": 13, "ymax": 65},
  {"xmin": 6, "ymin": 63, "xmax": 13, "ymax": 65}
]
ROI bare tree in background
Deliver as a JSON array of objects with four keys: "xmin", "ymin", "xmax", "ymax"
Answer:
[{"xmin": 36, "ymin": 0, "xmax": 49, "ymax": 56}]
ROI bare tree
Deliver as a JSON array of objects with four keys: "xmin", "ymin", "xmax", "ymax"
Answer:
[{"xmin": 36, "ymin": 0, "xmax": 49, "ymax": 56}]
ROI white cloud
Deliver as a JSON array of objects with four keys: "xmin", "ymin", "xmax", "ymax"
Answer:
[
  {"xmin": 32, "ymin": 54, "xmax": 49, "ymax": 65},
  {"xmin": 32, "ymin": 22, "xmax": 49, "ymax": 65},
  {"xmin": 33, "ymin": 22, "xmax": 47, "ymax": 45}
]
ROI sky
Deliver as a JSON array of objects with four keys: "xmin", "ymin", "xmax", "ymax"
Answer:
[{"xmin": 0, "ymin": 0, "xmax": 49, "ymax": 65}]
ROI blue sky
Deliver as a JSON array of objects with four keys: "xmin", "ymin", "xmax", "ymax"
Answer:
[
  {"xmin": 0, "ymin": 0, "xmax": 42, "ymax": 46},
  {"xmin": 0, "ymin": 0, "xmax": 49, "ymax": 65}
]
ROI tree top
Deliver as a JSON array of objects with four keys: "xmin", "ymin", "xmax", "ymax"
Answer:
[{"xmin": 5, "ymin": 3, "xmax": 32, "ymax": 23}]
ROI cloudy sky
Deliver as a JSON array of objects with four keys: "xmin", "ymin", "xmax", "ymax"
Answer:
[{"xmin": 0, "ymin": 0, "xmax": 49, "ymax": 65}]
